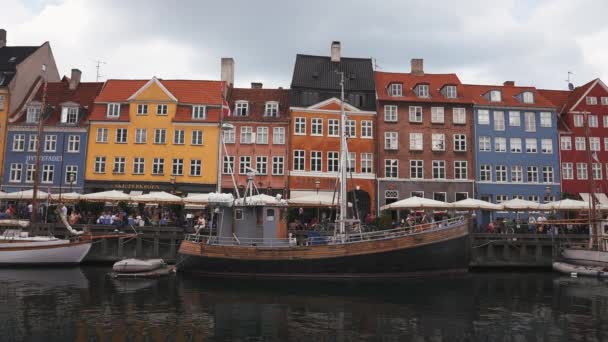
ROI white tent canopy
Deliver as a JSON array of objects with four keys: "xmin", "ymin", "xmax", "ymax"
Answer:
[
  {"xmin": 235, "ymin": 194, "xmax": 287, "ymax": 206},
  {"xmin": 500, "ymin": 198, "xmax": 542, "ymax": 211},
  {"xmin": 288, "ymin": 192, "xmax": 354, "ymax": 207},
  {"xmin": 183, "ymin": 193, "xmax": 210, "ymax": 204},
  {"xmin": 0, "ymin": 189, "xmax": 49, "ymax": 200},
  {"xmin": 132, "ymin": 191, "xmax": 182, "ymax": 204},
  {"xmin": 451, "ymin": 198, "xmax": 503, "ymax": 210},
  {"xmin": 51, "ymin": 192, "xmax": 82, "ymax": 201},
  {"xmin": 81, "ymin": 190, "xmax": 131, "ymax": 202},
  {"xmin": 380, "ymin": 196, "xmax": 451, "ymax": 211},
  {"xmin": 540, "ymin": 199, "xmax": 590, "ymax": 211}
]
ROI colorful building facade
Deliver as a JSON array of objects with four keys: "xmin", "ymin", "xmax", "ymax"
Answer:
[
  {"xmin": 375, "ymin": 59, "xmax": 475, "ymax": 209},
  {"xmin": 85, "ymin": 77, "xmax": 224, "ymax": 194}
]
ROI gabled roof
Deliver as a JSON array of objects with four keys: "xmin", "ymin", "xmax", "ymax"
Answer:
[
  {"xmin": 290, "ymin": 54, "xmax": 375, "ymax": 91},
  {"xmin": 94, "ymin": 79, "xmax": 224, "ymax": 104},
  {"xmin": 306, "ymin": 97, "xmax": 360, "ymax": 111},
  {"xmin": 227, "ymin": 87, "xmax": 290, "ymax": 122},
  {"xmin": 464, "ymin": 84, "xmax": 556, "ymax": 109},
  {"xmin": 126, "ymin": 77, "xmax": 178, "ymax": 102},
  {"xmin": 537, "ymin": 89, "xmax": 571, "ymax": 113},
  {"xmin": 375, "ymin": 71, "xmax": 472, "ymax": 104},
  {"xmin": 538, "ymin": 79, "xmax": 605, "ymax": 114},
  {"xmin": 0, "ymin": 45, "xmax": 40, "ymax": 86}
]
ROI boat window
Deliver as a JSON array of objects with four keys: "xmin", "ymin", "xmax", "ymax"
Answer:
[
  {"xmin": 266, "ymin": 209, "xmax": 275, "ymax": 221},
  {"xmin": 235, "ymin": 209, "xmax": 244, "ymax": 221}
]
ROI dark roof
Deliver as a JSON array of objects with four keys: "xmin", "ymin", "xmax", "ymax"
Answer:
[
  {"xmin": 0, "ymin": 46, "xmax": 40, "ymax": 86},
  {"xmin": 227, "ymin": 87, "xmax": 290, "ymax": 122},
  {"xmin": 290, "ymin": 54, "xmax": 375, "ymax": 91}
]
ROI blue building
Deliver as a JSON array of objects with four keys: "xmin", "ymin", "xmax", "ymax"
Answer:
[
  {"xmin": 468, "ymin": 82, "xmax": 561, "ymax": 225},
  {"xmin": 2, "ymin": 70, "xmax": 102, "ymax": 194}
]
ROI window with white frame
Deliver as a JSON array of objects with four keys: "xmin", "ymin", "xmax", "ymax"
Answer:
[
  {"xmin": 137, "ymin": 104, "xmax": 148, "ymax": 115},
  {"xmin": 478, "ymin": 109, "xmax": 490, "ymax": 124},
  {"xmin": 347, "ymin": 152, "xmax": 356, "ymax": 172},
  {"xmin": 67, "ymin": 135, "xmax": 80, "ymax": 153},
  {"xmin": 222, "ymin": 156, "xmax": 234, "ymax": 174},
  {"xmin": 264, "ymin": 102, "xmax": 279, "ymax": 117},
  {"xmin": 272, "ymin": 156, "xmax": 284, "ymax": 175},
  {"xmin": 116, "ymin": 128, "xmax": 127, "ymax": 144},
  {"xmin": 543, "ymin": 166, "xmax": 554, "ymax": 183},
  {"xmin": 495, "ymin": 137, "xmax": 506, "ymax": 152},
  {"xmin": 409, "ymin": 133, "xmax": 423, "ymax": 151},
  {"xmin": 361, "ymin": 153, "xmax": 373, "ymax": 173},
  {"xmin": 192, "ymin": 130, "xmax": 203, "ymax": 145},
  {"xmin": 28, "ymin": 135, "xmax": 37, "ymax": 152},
  {"xmin": 489, "ymin": 90, "xmax": 502, "ymax": 102},
  {"xmin": 445, "ymin": 85, "xmax": 457, "ymax": 98},
  {"xmin": 509, "ymin": 111, "xmax": 520, "ymax": 126},
  {"xmin": 9, "ymin": 163, "xmax": 22, "ymax": 182},
  {"xmin": 575, "ymin": 137, "xmax": 586, "ymax": 151},
  {"xmin": 560, "ymin": 136, "xmax": 572, "ymax": 150},
  {"xmin": 496, "ymin": 195, "xmax": 508, "ymax": 204},
  {"xmin": 453, "ymin": 134, "xmax": 466, "ymax": 152},
  {"xmin": 602, "ymin": 97, "xmax": 608, "ymax": 105},
  {"xmin": 0, "ymin": 95, "xmax": 4, "ymax": 110},
  {"xmin": 480, "ymin": 164, "xmax": 491, "ymax": 181},
  {"xmin": 256, "ymin": 156, "xmax": 268, "ymax": 175},
  {"xmin": 223, "ymin": 129, "xmax": 235, "ymax": 144},
  {"xmin": 192, "ymin": 105, "xmax": 206, "ymax": 119},
  {"xmin": 113, "ymin": 157, "xmax": 126, "ymax": 174},
  {"xmin": 605, "ymin": 138, "xmax": 608, "ymax": 151},
  {"xmin": 604, "ymin": 115, "xmax": 608, "ymax": 127},
  {"xmin": 256, "ymin": 127, "xmax": 269, "ymax": 144},
  {"xmin": 135, "ymin": 128, "xmax": 147, "ymax": 144},
  {"xmin": 327, "ymin": 152, "xmax": 339, "ymax": 172},
  {"xmin": 538, "ymin": 139, "xmax": 552, "ymax": 154},
  {"xmin": 540, "ymin": 112, "xmax": 552, "ymax": 127},
  {"xmin": 524, "ymin": 112, "xmax": 536, "ymax": 132},
  {"xmin": 573, "ymin": 115, "xmax": 584, "ymax": 127},
  {"xmin": 562, "ymin": 163, "xmax": 573, "ymax": 180},
  {"xmin": 416, "ymin": 84, "xmax": 429, "ymax": 98},
  {"xmin": 133, "ymin": 157, "xmax": 145, "ymax": 175},
  {"xmin": 511, "ymin": 165, "xmax": 523, "ymax": 182},
  {"xmin": 65, "ymin": 165, "xmax": 78, "ymax": 184},
  {"xmin": 173, "ymin": 129, "xmax": 185, "ymax": 145},
  {"xmin": 25, "ymin": 164, "xmax": 35, "ymax": 183},
  {"xmin": 496, "ymin": 165, "xmax": 507, "ymax": 182},
  {"xmin": 384, "ymin": 105, "xmax": 398, "ymax": 122},
  {"xmin": 434, "ymin": 192, "xmax": 447, "ymax": 202},
  {"xmin": 293, "ymin": 150, "xmax": 305, "ymax": 171},
  {"xmin": 411, "ymin": 191, "xmax": 424, "ymax": 198},
  {"xmin": 273, "ymin": 127, "xmax": 285, "ymax": 144},
  {"xmin": 432, "ymin": 134, "xmax": 445, "ymax": 151},
  {"xmin": 12, "ymin": 134, "xmax": 25, "ymax": 151},
  {"xmin": 431, "ymin": 107, "xmax": 444, "ymax": 123},
  {"xmin": 328, "ymin": 119, "xmax": 339, "ymax": 137},
  {"xmin": 432, "ymin": 160, "xmax": 446, "ymax": 179},
  {"xmin": 94, "ymin": 156, "xmax": 106, "ymax": 173},
  {"xmin": 239, "ymin": 156, "xmax": 251, "ymax": 174},
  {"xmin": 41, "ymin": 165, "xmax": 54, "ymax": 183},
  {"xmin": 479, "ymin": 136, "xmax": 491, "ymax": 152},
  {"xmin": 385, "ymin": 159, "xmax": 398, "ymax": 178},
  {"xmin": 525, "ymin": 138, "xmax": 537, "ymax": 153},
  {"xmin": 410, "ymin": 160, "xmax": 424, "ymax": 179},
  {"xmin": 44, "ymin": 135, "xmax": 57, "ymax": 152},
  {"xmin": 453, "ymin": 108, "xmax": 466, "ymax": 124},
  {"xmin": 586, "ymin": 96, "xmax": 597, "ymax": 105},
  {"xmin": 389, "ymin": 83, "xmax": 402, "ymax": 96},
  {"xmin": 294, "ymin": 117, "xmax": 306, "ymax": 135},
  {"xmin": 96, "ymin": 128, "xmax": 108, "ymax": 143},
  {"xmin": 154, "ymin": 129, "xmax": 166, "ymax": 144},
  {"xmin": 455, "ymin": 192, "xmax": 469, "ymax": 201},
  {"xmin": 157, "ymin": 104, "xmax": 168, "ymax": 115},
  {"xmin": 311, "ymin": 118, "xmax": 323, "ymax": 136},
  {"xmin": 510, "ymin": 138, "xmax": 522, "ymax": 153},
  {"xmin": 346, "ymin": 120, "xmax": 356, "ymax": 137},
  {"xmin": 240, "ymin": 126, "xmax": 253, "ymax": 144},
  {"xmin": 361, "ymin": 120, "xmax": 373, "ymax": 138},
  {"xmin": 592, "ymin": 163, "xmax": 602, "ymax": 180},
  {"xmin": 190, "ymin": 159, "xmax": 201, "ymax": 176},
  {"xmin": 235, "ymin": 101, "xmax": 249, "ymax": 116},
  {"xmin": 589, "ymin": 115, "xmax": 599, "ymax": 127},
  {"xmin": 409, "ymin": 106, "xmax": 423, "ymax": 122},
  {"xmin": 590, "ymin": 137, "xmax": 601, "ymax": 151},
  {"xmin": 26, "ymin": 105, "xmax": 41, "ymax": 123},
  {"xmin": 310, "ymin": 151, "xmax": 322, "ymax": 172},
  {"xmin": 107, "ymin": 103, "xmax": 120, "ymax": 118},
  {"xmin": 61, "ymin": 106, "xmax": 79, "ymax": 124},
  {"xmin": 522, "ymin": 91, "xmax": 534, "ymax": 103},
  {"xmin": 454, "ymin": 160, "xmax": 467, "ymax": 180},
  {"xmin": 384, "ymin": 132, "xmax": 398, "ymax": 150},
  {"xmin": 576, "ymin": 163, "xmax": 588, "ymax": 180},
  {"xmin": 172, "ymin": 158, "xmax": 184, "ymax": 176},
  {"xmin": 493, "ymin": 111, "xmax": 505, "ymax": 131},
  {"xmin": 527, "ymin": 166, "xmax": 539, "ymax": 183}
]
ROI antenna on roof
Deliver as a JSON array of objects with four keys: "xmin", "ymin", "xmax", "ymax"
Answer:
[
  {"xmin": 372, "ymin": 57, "xmax": 381, "ymax": 70},
  {"xmin": 93, "ymin": 59, "xmax": 107, "ymax": 82},
  {"xmin": 566, "ymin": 71, "xmax": 574, "ymax": 91}
]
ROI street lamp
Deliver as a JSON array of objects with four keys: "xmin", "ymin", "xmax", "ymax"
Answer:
[{"xmin": 315, "ymin": 179, "xmax": 320, "ymax": 194}]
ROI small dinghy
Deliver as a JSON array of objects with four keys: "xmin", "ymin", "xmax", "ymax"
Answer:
[
  {"xmin": 553, "ymin": 262, "xmax": 608, "ymax": 278},
  {"xmin": 111, "ymin": 259, "xmax": 175, "ymax": 279}
]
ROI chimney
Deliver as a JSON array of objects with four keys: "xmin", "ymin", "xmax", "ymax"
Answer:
[
  {"xmin": 0, "ymin": 29, "xmax": 6, "ymax": 48},
  {"xmin": 503, "ymin": 81, "xmax": 515, "ymax": 86},
  {"xmin": 251, "ymin": 82, "xmax": 263, "ymax": 89},
  {"xmin": 330, "ymin": 41, "xmax": 341, "ymax": 63},
  {"xmin": 69, "ymin": 68, "xmax": 82, "ymax": 90},
  {"xmin": 411, "ymin": 58, "xmax": 424, "ymax": 75},
  {"xmin": 221, "ymin": 58, "xmax": 235, "ymax": 86}
]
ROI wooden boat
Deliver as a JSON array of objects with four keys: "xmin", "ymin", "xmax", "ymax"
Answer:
[
  {"xmin": 0, "ymin": 229, "xmax": 92, "ymax": 265},
  {"xmin": 112, "ymin": 258, "xmax": 166, "ymax": 273},
  {"xmin": 553, "ymin": 261, "xmax": 608, "ymax": 278}
]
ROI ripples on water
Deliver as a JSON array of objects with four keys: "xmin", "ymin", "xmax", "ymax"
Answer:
[{"xmin": 0, "ymin": 267, "xmax": 607, "ymax": 341}]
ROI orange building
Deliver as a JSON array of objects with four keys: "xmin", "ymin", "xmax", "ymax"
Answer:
[{"xmin": 289, "ymin": 98, "xmax": 376, "ymax": 217}]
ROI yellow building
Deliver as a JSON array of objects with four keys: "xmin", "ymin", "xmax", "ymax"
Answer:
[{"xmin": 85, "ymin": 77, "xmax": 224, "ymax": 194}]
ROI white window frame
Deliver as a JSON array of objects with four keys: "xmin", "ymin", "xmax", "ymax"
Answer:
[
  {"xmin": 493, "ymin": 111, "xmax": 505, "ymax": 131},
  {"xmin": 389, "ymin": 83, "xmax": 402, "ymax": 96},
  {"xmin": 190, "ymin": 159, "xmax": 202, "ymax": 176},
  {"xmin": 522, "ymin": 91, "xmax": 534, "ymax": 104},
  {"xmin": 192, "ymin": 105, "xmax": 206, "ymax": 119},
  {"xmin": 272, "ymin": 156, "xmax": 284, "ymax": 175},
  {"xmin": 273, "ymin": 127, "xmax": 285, "ymax": 144},
  {"xmin": 454, "ymin": 160, "xmax": 467, "ymax": 180},
  {"xmin": 9, "ymin": 163, "xmax": 22, "ymax": 183},
  {"xmin": 573, "ymin": 114, "xmax": 584, "ymax": 127},
  {"xmin": 310, "ymin": 151, "xmax": 322, "ymax": 172},
  {"xmin": 385, "ymin": 159, "xmax": 399, "ymax": 178},
  {"xmin": 191, "ymin": 130, "xmax": 203, "ymax": 145},
  {"xmin": 445, "ymin": 85, "xmax": 457, "ymax": 98},
  {"xmin": 361, "ymin": 120, "xmax": 373, "ymax": 138},
  {"xmin": 256, "ymin": 127, "xmax": 269, "ymax": 144},
  {"xmin": 479, "ymin": 136, "xmax": 491, "ymax": 152},
  {"xmin": 410, "ymin": 160, "xmax": 424, "ymax": 179},
  {"xmin": 432, "ymin": 160, "xmax": 446, "ymax": 179},
  {"xmin": 157, "ymin": 104, "xmax": 168, "ymax": 115},
  {"xmin": 173, "ymin": 129, "xmax": 185, "ymax": 145},
  {"xmin": 240, "ymin": 126, "xmax": 253, "ymax": 144},
  {"xmin": 452, "ymin": 108, "xmax": 466, "ymax": 124},
  {"xmin": 137, "ymin": 104, "xmax": 148, "ymax": 115},
  {"xmin": 586, "ymin": 96, "xmax": 598, "ymax": 105},
  {"xmin": 293, "ymin": 150, "xmax": 305, "ymax": 171},
  {"xmin": 154, "ymin": 128, "xmax": 166, "ymax": 144},
  {"xmin": 509, "ymin": 111, "xmax": 520, "ymax": 126},
  {"xmin": 133, "ymin": 157, "xmax": 145, "ymax": 175},
  {"xmin": 311, "ymin": 118, "xmax": 323, "ymax": 136},
  {"xmin": 44, "ymin": 135, "xmax": 57, "ymax": 152},
  {"xmin": 96, "ymin": 128, "xmax": 108, "ymax": 143},
  {"xmin": 453, "ymin": 134, "xmax": 466, "ymax": 152},
  {"xmin": 510, "ymin": 138, "xmax": 522, "ymax": 153},
  {"xmin": 235, "ymin": 101, "xmax": 249, "ymax": 116},
  {"xmin": 67, "ymin": 135, "xmax": 80, "ymax": 153},
  {"xmin": 135, "ymin": 128, "xmax": 147, "ymax": 144},
  {"xmin": 115, "ymin": 128, "xmax": 127, "ymax": 144},
  {"xmin": 152, "ymin": 158, "xmax": 165, "ymax": 175},
  {"xmin": 409, "ymin": 133, "xmax": 423, "ymax": 151},
  {"xmin": 416, "ymin": 84, "xmax": 429, "ymax": 98},
  {"xmin": 294, "ymin": 117, "xmax": 306, "ymax": 135},
  {"xmin": 541, "ymin": 139, "xmax": 553, "ymax": 154},
  {"xmin": 478, "ymin": 109, "xmax": 490, "ymax": 125},
  {"xmin": 94, "ymin": 156, "xmax": 106, "ymax": 174},
  {"xmin": 328, "ymin": 119, "xmax": 340, "ymax": 137},
  {"xmin": 41, "ymin": 164, "xmax": 54, "ymax": 184},
  {"xmin": 384, "ymin": 105, "xmax": 398, "ymax": 122},
  {"xmin": 560, "ymin": 136, "xmax": 572, "ymax": 150},
  {"xmin": 432, "ymin": 134, "xmax": 445, "ymax": 151},
  {"xmin": 107, "ymin": 103, "xmax": 120, "ymax": 118},
  {"xmin": 489, "ymin": 90, "xmax": 501, "ymax": 102},
  {"xmin": 113, "ymin": 157, "xmax": 126, "ymax": 174},
  {"xmin": 431, "ymin": 107, "xmax": 445, "ymax": 123},
  {"xmin": 12, "ymin": 134, "xmax": 25, "ymax": 151},
  {"xmin": 264, "ymin": 102, "xmax": 279, "ymax": 117},
  {"xmin": 409, "ymin": 106, "xmax": 423, "ymax": 123},
  {"xmin": 494, "ymin": 137, "xmax": 506, "ymax": 153},
  {"xmin": 525, "ymin": 138, "xmax": 538, "ymax": 153}
]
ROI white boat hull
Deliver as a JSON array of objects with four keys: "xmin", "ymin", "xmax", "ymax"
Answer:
[
  {"xmin": 112, "ymin": 259, "xmax": 165, "ymax": 273},
  {"xmin": 0, "ymin": 240, "xmax": 92, "ymax": 265},
  {"xmin": 562, "ymin": 248, "xmax": 608, "ymax": 267},
  {"xmin": 553, "ymin": 262, "xmax": 608, "ymax": 278}
]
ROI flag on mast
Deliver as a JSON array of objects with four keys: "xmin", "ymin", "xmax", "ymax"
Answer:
[
  {"xmin": 592, "ymin": 151, "xmax": 600, "ymax": 163},
  {"xmin": 222, "ymin": 99, "xmax": 231, "ymax": 117}
]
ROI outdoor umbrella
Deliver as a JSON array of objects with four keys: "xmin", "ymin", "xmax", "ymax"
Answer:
[
  {"xmin": 51, "ymin": 192, "xmax": 82, "ymax": 202},
  {"xmin": 500, "ymin": 198, "xmax": 542, "ymax": 211},
  {"xmin": 235, "ymin": 194, "xmax": 287, "ymax": 206},
  {"xmin": 81, "ymin": 190, "xmax": 131, "ymax": 202},
  {"xmin": 380, "ymin": 196, "xmax": 451, "ymax": 211},
  {"xmin": 451, "ymin": 198, "xmax": 503, "ymax": 211},
  {"xmin": 0, "ymin": 189, "xmax": 49, "ymax": 200},
  {"xmin": 288, "ymin": 192, "xmax": 352, "ymax": 207},
  {"xmin": 539, "ymin": 199, "xmax": 590, "ymax": 211},
  {"xmin": 183, "ymin": 193, "xmax": 210, "ymax": 204},
  {"xmin": 132, "ymin": 191, "xmax": 183, "ymax": 204}
]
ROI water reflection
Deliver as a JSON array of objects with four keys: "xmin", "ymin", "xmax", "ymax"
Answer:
[{"xmin": 0, "ymin": 268, "xmax": 607, "ymax": 341}]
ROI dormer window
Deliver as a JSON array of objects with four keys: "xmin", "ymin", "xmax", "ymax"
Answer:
[
  {"xmin": 489, "ymin": 90, "xmax": 502, "ymax": 102},
  {"xmin": 26, "ymin": 105, "xmax": 41, "ymax": 124},
  {"xmin": 415, "ymin": 84, "xmax": 429, "ymax": 98},
  {"xmin": 522, "ymin": 91, "xmax": 534, "ymax": 104},
  {"xmin": 107, "ymin": 103, "xmax": 120, "ymax": 118},
  {"xmin": 192, "ymin": 105, "xmax": 207, "ymax": 119},
  {"xmin": 445, "ymin": 85, "xmax": 457, "ymax": 99},
  {"xmin": 264, "ymin": 102, "xmax": 279, "ymax": 117},
  {"xmin": 235, "ymin": 101, "xmax": 249, "ymax": 116},
  {"xmin": 586, "ymin": 96, "xmax": 598, "ymax": 105},
  {"xmin": 61, "ymin": 106, "xmax": 79, "ymax": 124},
  {"xmin": 389, "ymin": 83, "xmax": 402, "ymax": 96}
]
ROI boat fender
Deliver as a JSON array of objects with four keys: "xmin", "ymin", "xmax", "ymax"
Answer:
[{"xmin": 570, "ymin": 272, "xmax": 578, "ymax": 278}]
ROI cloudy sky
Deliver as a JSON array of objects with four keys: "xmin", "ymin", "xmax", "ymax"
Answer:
[{"xmin": 2, "ymin": 0, "xmax": 607, "ymax": 90}]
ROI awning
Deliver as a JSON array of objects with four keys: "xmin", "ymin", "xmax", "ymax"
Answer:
[
  {"xmin": 595, "ymin": 193, "xmax": 608, "ymax": 206},
  {"xmin": 579, "ymin": 193, "xmax": 592, "ymax": 203},
  {"xmin": 129, "ymin": 191, "xmax": 143, "ymax": 196}
]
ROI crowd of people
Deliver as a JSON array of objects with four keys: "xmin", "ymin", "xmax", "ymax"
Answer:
[{"xmin": 485, "ymin": 213, "xmax": 593, "ymax": 235}]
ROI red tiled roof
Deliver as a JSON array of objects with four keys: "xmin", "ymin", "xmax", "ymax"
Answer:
[
  {"xmin": 539, "ymin": 79, "xmax": 598, "ymax": 114},
  {"xmin": 227, "ymin": 88, "xmax": 290, "ymax": 121},
  {"xmin": 88, "ymin": 103, "xmax": 130, "ymax": 122},
  {"xmin": 538, "ymin": 89, "xmax": 570, "ymax": 113},
  {"xmin": 172, "ymin": 105, "xmax": 221, "ymax": 123},
  {"xmin": 374, "ymin": 71, "xmax": 473, "ymax": 104},
  {"xmin": 94, "ymin": 79, "xmax": 224, "ymax": 104},
  {"xmin": 562, "ymin": 79, "xmax": 597, "ymax": 113},
  {"xmin": 463, "ymin": 83, "xmax": 556, "ymax": 109}
]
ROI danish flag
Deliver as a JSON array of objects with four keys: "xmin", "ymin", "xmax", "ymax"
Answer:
[{"xmin": 221, "ymin": 99, "xmax": 231, "ymax": 117}]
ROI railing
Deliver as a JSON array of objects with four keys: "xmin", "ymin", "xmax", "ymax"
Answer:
[{"xmin": 184, "ymin": 216, "xmax": 467, "ymax": 247}]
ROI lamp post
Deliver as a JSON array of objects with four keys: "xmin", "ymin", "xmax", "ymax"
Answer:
[
  {"xmin": 315, "ymin": 179, "xmax": 320, "ymax": 194},
  {"xmin": 170, "ymin": 176, "xmax": 176, "ymax": 194}
]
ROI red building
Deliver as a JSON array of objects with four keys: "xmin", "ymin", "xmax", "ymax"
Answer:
[
  {"xmin": 222, "ymin": 84, "xmax": 290, "ymax": 196},
  {"xmin": 540, "ymin": 78, "xmax": 608, "ymax": 203}
]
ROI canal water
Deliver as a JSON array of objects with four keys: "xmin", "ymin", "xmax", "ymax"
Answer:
[{"xmin": 0, "ymin": 268, "xmax": 607, "ymax": 341}]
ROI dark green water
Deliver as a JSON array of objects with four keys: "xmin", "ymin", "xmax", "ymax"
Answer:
[{"xmin": 0, "ymin": 267, "xmax": 607, "ymax": 341}]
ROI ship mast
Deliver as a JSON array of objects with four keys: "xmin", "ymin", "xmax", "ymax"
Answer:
[
  {"xmin": 338, "ymin": 71, "xmax": 347, "ymax": 236},
  {"xmin": 584, "ymin": 111, "xmax": 601, "ymax": 250},
  {"xmin": 31, "ymin": 64, "xmax": 48, "ymax": 223}
]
